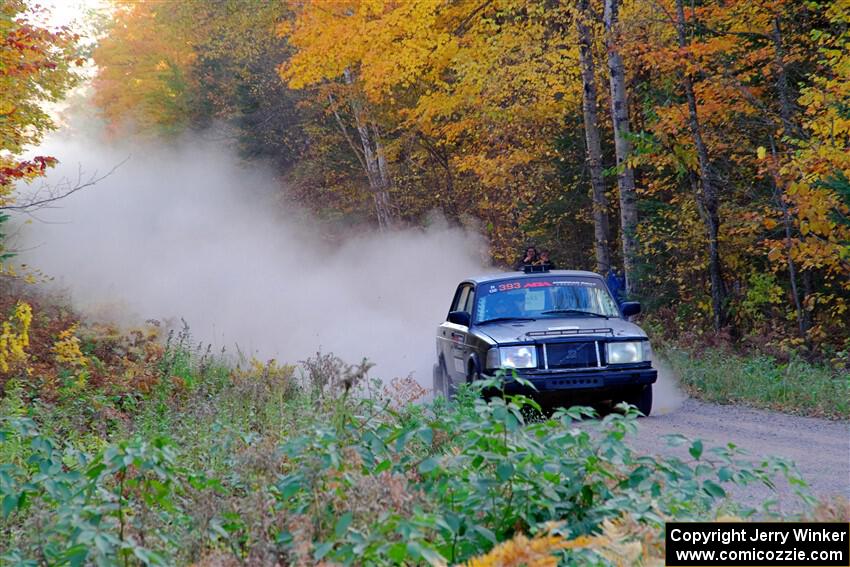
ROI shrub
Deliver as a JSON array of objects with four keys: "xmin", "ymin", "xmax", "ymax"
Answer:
[
  {"xmin": 272, "ymin": 377, "xmax": 808, "ymax": 565},
  {"xmin": 0, "ymin": 356, "xmax": 813, "ymax": 566},
  {"xmin": 0, "ymin": 302, "xmax": 31, "ymax": 374},
  {"xmin": 0, "ymin": 417, "xmax": 185, "ymax": 566}
]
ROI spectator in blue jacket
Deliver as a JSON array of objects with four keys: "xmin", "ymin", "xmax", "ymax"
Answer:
[{"xmin": 606, "ymin": 268, "xmax": 626, "ymax": 306}]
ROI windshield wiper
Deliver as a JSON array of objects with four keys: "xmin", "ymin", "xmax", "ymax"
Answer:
[
  {"xmin": 541, "ymin": 309, "xmax": 608, "ymax": 318},
  {"xmin": 477, "ymin": 316, "xmax": 536, "ymax": 325}
]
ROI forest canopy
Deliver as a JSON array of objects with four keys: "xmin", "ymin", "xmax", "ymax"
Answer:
[{"xmin": 91, "ymin": 0, "xmax": 850, "ymax": 357}]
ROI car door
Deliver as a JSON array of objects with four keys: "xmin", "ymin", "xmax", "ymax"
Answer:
[{"xmin": 438, "ymin": 282, "xmax": 475, "ymax": 386}]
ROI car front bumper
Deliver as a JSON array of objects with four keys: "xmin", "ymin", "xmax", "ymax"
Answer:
[{"xmin": 499, "ymin": 367, "xmax": 657, "ymax": 395}]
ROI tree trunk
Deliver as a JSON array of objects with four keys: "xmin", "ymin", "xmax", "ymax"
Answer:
[
  {"xmin": 675, "ymin": 0, "xmax": 726, "ymax": 331},
  {"xmin": 343, "ymin": 69, "xmax": 393, "ymax": 231},
  {"xmin": 802, "ymin": 269, "xmax": 814, "ymax": 332},
  {"xmin": 769, "ymin": 18, "xmax": 809, "ymax": 340},
  {"xmin": 603, "ymin": 0, "xmax": 639, "ymax": 293},
  {"xmin": 772, "ymin": 17, "xmax": 805, "ymax": 141},
  {"xmin": 370, "ymin": 122, "xmax": 393, "ymax": 228},
  {"xmin": 577, "ymin": 0, "xmax": 612, "ymax": 274}
]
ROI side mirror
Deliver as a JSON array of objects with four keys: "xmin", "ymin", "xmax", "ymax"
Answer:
[
  {"xmin": 447, "ymin": 310, "xmax": 471, "ymax": 327},
  {"xmin": 621, "ymin": 302, "xmax": 641, "ymax": 317}
]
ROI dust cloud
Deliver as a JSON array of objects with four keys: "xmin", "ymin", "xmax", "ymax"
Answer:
[
  {"xmin": 14, "ymin": 127, "xmax": 488, "ymax": 386},
  {"xmin": 651, "ymin": 358, "xmax": 687, "ymax": 415},
  {"xmin": 14, "ymin": 124, "xmax": 688, "ymax": 408}
]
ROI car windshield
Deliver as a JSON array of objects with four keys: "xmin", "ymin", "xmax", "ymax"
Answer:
[{"xmin": 474, "ymin": 277, "xmax": 620, "ymax": 323}]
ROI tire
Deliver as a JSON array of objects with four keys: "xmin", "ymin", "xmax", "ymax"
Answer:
[
  {"xmin": 433, "ymin": 361, "xmax": 452, "ymax": 400},
  {"xmin": 623, "ymin": 384, "xmax": 653, "ymax": 416},
  {"xmin": 467, "ymin": 363, "xmax": 481, "ymax": 384}
]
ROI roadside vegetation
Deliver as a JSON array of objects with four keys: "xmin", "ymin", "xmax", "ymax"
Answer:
[
  {"xmin": 643, "ymin": 314, "xmax": 849, "ymax": 419},
  {"xmin": 0, "ymin": 310, "xmax": 821, "ymax": 566},
  {"xmin": 661, "ymin": 348, "xmax": 849, "ymax": 419}
]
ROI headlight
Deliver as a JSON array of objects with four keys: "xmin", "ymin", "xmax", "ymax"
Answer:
[
  {"xmin": 606, "ymin": 341, "xmax": 651, "ymax": 364},
  {"xmin": 486, "ymin": 346, "xmax": 537, "ymax": 369}
]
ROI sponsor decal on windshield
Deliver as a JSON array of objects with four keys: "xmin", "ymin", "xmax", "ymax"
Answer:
[
  {"xmin": 523, "ymin": 281, "xmax": 553, "ymax": 288},
  {"xmin": 552, "ymin": 280, "xmax": 598, "ymax": 287},
  {"xmin": 488, "ymin": 279, "xmax": 600, "ymax": 292}
]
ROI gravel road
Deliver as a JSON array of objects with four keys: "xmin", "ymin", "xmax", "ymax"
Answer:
[{"xmin": 628, "ymin": 378, "xmax": 849, "ymax": 513}]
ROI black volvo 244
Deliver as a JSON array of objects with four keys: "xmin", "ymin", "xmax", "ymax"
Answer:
[{"xmin": 433, "ymin": 268, "xmax": 657, "ymax": 415}]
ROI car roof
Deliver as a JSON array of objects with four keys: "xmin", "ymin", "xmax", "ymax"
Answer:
[{"xmin": 466, "ymin": 269, "xmax": 604, "ymax": 285}]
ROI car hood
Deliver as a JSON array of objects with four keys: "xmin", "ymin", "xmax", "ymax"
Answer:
[{"xmin": 472, "ymin": 317, "xmax": 647, "ymax": 344}]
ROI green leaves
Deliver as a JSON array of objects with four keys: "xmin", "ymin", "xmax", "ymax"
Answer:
[
  {"xmin": 418, "ymin": 456, "xmax": 440, "ymax": 474},
  {"xmin": 262, "ymin": 384, "xmax": 792, "ymax": 566},
  {"xmin": 702, "ymin": 480, "xmax": 727, "ymax": 499},
  {"xmin": 689, "ymin": 439, "xmax": 704, "ymax": 460},
  {"xmin": 334, "ymin": 511, "xmax": 354, "ymax": 538},
  {"xmin": 2, "ymin": 493, "xmax": 20, "ymax": 519},
  {"xmin": 495, "ymin": 461, "xmax": 514, "ymax": 481},
  {"xmin": 0, "ymin": 417, "xmax": 184, "ymax": 565},
  {"xmin": 1, "ymin": 376, "xmax": 803, "ymax": 565}
]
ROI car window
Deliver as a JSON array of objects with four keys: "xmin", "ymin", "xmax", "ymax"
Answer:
[
  {"xmin": 475, "ymin": 277, "xmax": 619, "ymax": 322},
  {"xmin": 451, "ymin": 284, "xmax": 473, "ymax": 313},
  {"xmin": 463, "ymin": 288, "xmax": 476, "ymax": 313}
]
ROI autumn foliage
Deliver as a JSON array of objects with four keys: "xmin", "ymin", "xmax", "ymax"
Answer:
[
  {"xmin": 0, "ymin": 0, "xmax": 79, "ymax": 198},
  {"xmin": 90, "ymin": 0, "xmax": 850, "ymax": 356}
]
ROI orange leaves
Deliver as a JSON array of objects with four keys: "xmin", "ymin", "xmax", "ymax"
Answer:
[
  {"xmin": 775, "ymin": 2, "xmax": 850, "ymax": 291},
  {"xmin": 280, "ymin": 1, "xmax": 365, "ymax": 90},
  {"xmin": 279, "ymin": 0, "xmax": 583, "ymax": 254},
  {"xmin": 0, "ymin": 0, "xmax": 79, "ymax": 195},
  {"xmin": 92, "ymin": 1, "xmax": 198, "ymax": 136}
]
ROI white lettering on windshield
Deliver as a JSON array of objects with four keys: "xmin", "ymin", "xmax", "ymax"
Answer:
[{"xmin": 552, "ymin": 280, "xmax": 597, "ymax": 287}]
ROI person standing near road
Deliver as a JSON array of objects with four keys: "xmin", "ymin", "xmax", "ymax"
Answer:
[
  {"xmin": 536, "ymin": 250, "xmax": 556, "ymax": 270},
  {"xmin": 514, "ymin": 246, "xmax": 539, "ymax": 270},
  {"xmin": 606, "ymin": 268, "xmax": 626, "ymax": 305}
]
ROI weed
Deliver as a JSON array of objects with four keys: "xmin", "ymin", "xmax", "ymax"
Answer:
[{"xmin": 664, "ymin": 347, "xmax": 850, "ymax": 419}]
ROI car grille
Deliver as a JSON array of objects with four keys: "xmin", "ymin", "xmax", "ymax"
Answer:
[{"xmin": 542, "ymin": 341, "xmax": 600, "ymax": 370}]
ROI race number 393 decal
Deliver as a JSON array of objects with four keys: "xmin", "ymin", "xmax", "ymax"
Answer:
[{"xmin": 497, "ymin": 282, "xmax": 521, "ymax": 292}]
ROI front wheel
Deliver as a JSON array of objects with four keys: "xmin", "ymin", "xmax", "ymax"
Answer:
[{"xmin": 622, "ymin": 384, "xmax": 653, "ymax": 416}]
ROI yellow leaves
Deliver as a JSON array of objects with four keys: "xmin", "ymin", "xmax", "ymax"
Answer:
[
  {"xmin": 766, "ymin": 245, "xmax": 785, "ymax": 264},
  {"xmin": 279, "ymin": 1, "xmax": 369, "ymax": 89},
  {"xmin": 52, "ymin": 325, "xmax": 92, "ymax": 392},
  {"xmin": 757, "ymin": 146, "xmax": 767, "ymax": 160},
  {"xmin": 0, "ymin": 302, "xmax": 32, "ymax": 374},
  {"xmin": 53, "ymin": 324, "xmax": 89, "ymax": 369},
  {"xmin": 463, "ymin": 532, "xmax": 598, "ymax": 567},
  {"xmin": 464, "ymin": 515, "xmax": 671, "ymax": 567},
  {"xmin": 93, "ymin": 0, "xmax": 232, "ymax": 136},
  {"xmin": 284, "ymin": 0, "xmax": 579, "ymax": 159}
]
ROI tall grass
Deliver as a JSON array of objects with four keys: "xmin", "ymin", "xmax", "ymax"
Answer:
[{"xmin": 663, "ymin": 348, "xmax": 850, "ymax": 419}]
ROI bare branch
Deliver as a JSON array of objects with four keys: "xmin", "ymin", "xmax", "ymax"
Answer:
[
  {"xmin": 453, "ymin": 0, "xmax": 495, "ymax": 36},
  {"xmin": 2, "ymin": 156, "xmax": 129, "ymax": 212},
  {"xmin": 328, "ymin": 93, "xmax": 368, "ymax": 172}
]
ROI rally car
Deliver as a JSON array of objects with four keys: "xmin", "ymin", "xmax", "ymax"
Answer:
[{"xmin": 433, "ymin": 267, "xmax": 657, "ymax": 415}]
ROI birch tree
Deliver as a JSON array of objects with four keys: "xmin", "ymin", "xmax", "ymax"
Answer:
[
  {"xmin": 576, "ymin": 0, "xmax": 611, "ymax": 274},
  {"xmin": 603, "ymin": 0, "xmax": 639, "ymax": 292}
]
